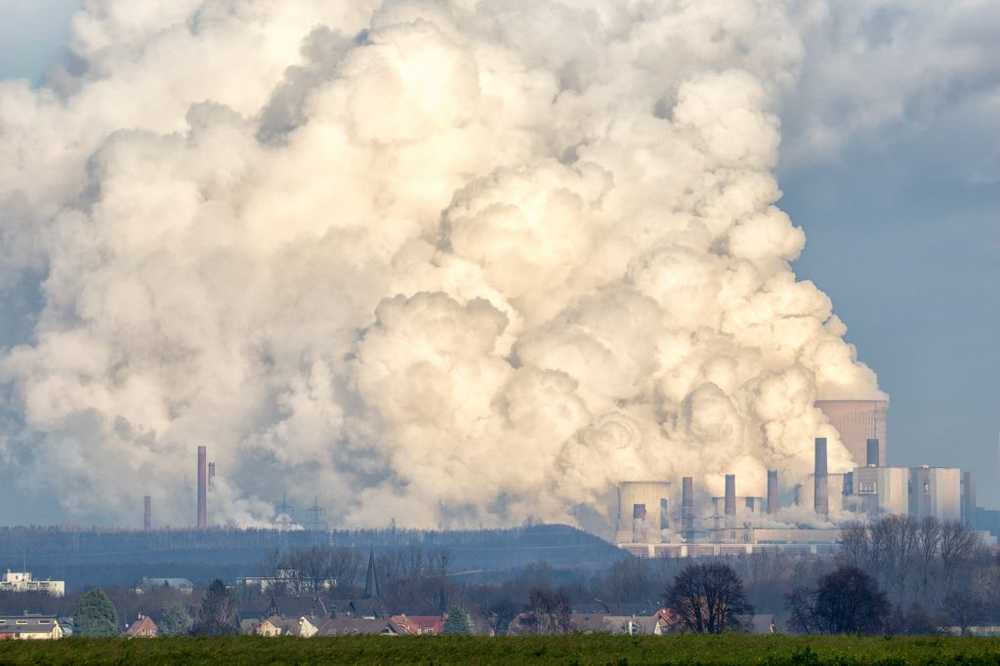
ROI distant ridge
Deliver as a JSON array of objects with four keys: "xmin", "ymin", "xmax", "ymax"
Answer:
[{"xmin": 0, "ymin": 524, "xmax": 627, "ymax": 589}]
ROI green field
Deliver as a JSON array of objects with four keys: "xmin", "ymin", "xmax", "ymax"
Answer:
[{"xmin": 1, "ymin": 636, "xmax": 1000, "ymax": 665}]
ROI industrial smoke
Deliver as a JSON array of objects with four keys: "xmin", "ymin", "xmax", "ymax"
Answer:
[{"xmin": 0, "ymin": 1, "xmax": 883, "ymax": 529}]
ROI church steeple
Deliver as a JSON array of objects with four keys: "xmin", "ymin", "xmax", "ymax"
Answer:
[{"xmin": 363, "ymin": 547, "xmax": 381, "ymax": 599}]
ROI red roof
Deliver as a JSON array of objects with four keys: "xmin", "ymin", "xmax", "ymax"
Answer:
[{"xmin": 389, "ymin": 614, "xmax": 444, "ymax": 635}]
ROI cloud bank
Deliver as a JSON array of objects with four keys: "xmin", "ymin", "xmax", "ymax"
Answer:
[{"xmin": 0, "ymin": 0, "xmax": 885, "ymax": 530}]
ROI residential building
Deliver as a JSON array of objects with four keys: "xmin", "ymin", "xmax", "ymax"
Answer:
[
  {"xmin": 125, "ymin": 615, "xmax": 159, "ymax": 638},
  {"xmin": 315, "ymin": 617, "xmax": 402, "ymax": 636},
  {"xmin": 0, "ymin": 616, "xmax": 64, "ymax": 640},
  {"xmin": 253, "ymin": 615, "xmax": 320, "ymax": 638},
  {"xmin": 389, "ymin": 614, "xmax": 444, "ymax": 636},
  {"xmin": 0, "ymin": 571, "xmax": 65, "ymax": 597}
]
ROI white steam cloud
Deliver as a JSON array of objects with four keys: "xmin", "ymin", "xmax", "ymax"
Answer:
[{"xmin": 0, "ymin": 1, "xmax": 883, "ymax": 530}]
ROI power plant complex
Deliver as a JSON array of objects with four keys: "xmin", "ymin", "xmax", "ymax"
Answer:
[
  {"xmin": 615, "ymin": 400, "xmax": 981, "ymax": 557},
  {"xmin": 165, "ymin": 400, "xmax": 981, "ymax": 562}
]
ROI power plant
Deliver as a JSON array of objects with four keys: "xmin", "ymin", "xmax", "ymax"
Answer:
[{"xmin": 615, "ymin": 401, "xmax": 980, "ymax": 558}]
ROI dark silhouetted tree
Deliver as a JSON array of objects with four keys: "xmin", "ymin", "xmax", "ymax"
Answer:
[
  {"xmin": 665, "ymin": 563, "xmax": 752, "ymax": 633},
  {"xmin": 73, "ymin": 588, "xmax": 119, "ymax": 637},
  {"xmin": 524, "ymin": 587, "xmax": 572, "ymax": 635},
  {"xmin": 486, "ymin": 598, "xmax": 518, "ymax": 636},
  {"xmin": 787, "ymin": 566, "xmax": 888, "ymax": 634},
  {"xmin": 191, "ymin": 580, "xmax": 238, "ymax": 636}
]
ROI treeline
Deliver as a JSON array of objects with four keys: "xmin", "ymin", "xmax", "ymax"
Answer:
[{"xmin": 0, "ymin": 524, "xmax": 623, "ymax": 589}]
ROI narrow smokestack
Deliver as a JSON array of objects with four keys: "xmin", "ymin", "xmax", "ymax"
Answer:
[
  {"xmin": 814, "ymin": 437, "xmax": 828, "ymax": 516},
  {"xmin": 143, "ymin": 495, "xmax": 151, "ymax": 531},
  {"xmin": 724, "ymin": 474, "xmax": 736, "ymax": 516},
  {"xmin": 208, "ymin": 461, "xmax": 216, "ymax": 490},
  {"xmin": 197, "ymin": 446, "xmax": 208, "ymax": 529},
  {"xmin": 681, "ymin": 476, "xmax": 693, "ymax": 540},
  {"xmin": 767, "ymin": 469, "xmax": 779, "ymax": 514},
  {"xmin": 866, "ymin": 438, "xmax": 879, "ymax": 467}
]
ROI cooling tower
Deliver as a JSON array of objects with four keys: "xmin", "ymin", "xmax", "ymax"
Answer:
[
  {"xmin": 724, "ymin": 474, "xmax": 736, "ymax": 516},
  {"xmin": 616, "ymin": 481, "xmax": 671, "ymax": 544},
  {"xmin": 814, "ymin": 438, "xmax": 828, "ymax": 516},
  {"xmin": 815, "ymin": 400, "xmax": 888, "ymax": 468},
  {"xmin": 767, "ymin": 470, "xmax": 779, "ymax": 514},
  {"xmin": 197, "ymin": 446, "xmax": 207, "ymax": 529}
]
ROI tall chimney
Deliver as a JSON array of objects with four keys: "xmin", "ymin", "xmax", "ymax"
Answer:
[
  {"xmin": 197, "ymin": 446, "xmax": 208, "ymax": 529},
  {"xmin": 143, "ymin": 496, "xmax": 152, "ymax": 531},
  {"xmin": 208, "ymin": 461, "xmax": 216, "ymax": 490},
  {"xmin": 866, "ymin": 438, "xmax": 879, "ymax": 467},
  {"xmin": 681, "ymin": 476, "xmax": 694, "ymax": 540},
  {"xmin": 767, "ymin": 470, "xmax": 779, "ymax": 514},
  {"xmin": 724, "ymin": 474, "xmax": 736, "ymax": 516},
  {"xmin": 814, "ymin": 437, "xmax": 828, "ymax": 516}
]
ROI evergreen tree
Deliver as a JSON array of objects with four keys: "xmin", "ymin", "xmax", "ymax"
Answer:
[
  {"xmin": 73, "ymin": 588, "xmax": 120, "ymax": 637},
  {"xmin": 443, "ymin": 606, "xmax": 473, "ymax": 635},
  {"xmin": 191, "ymin": 580, "xmax": 239, "ymax": 636},
  {"xmin": 158, "ymin": 603, "xmax": 194, "ymax": 636}
]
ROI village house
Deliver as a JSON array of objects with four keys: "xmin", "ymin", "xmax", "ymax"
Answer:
[
  {"xmin": 124, "ymin": 615, "xmax": 159, "ymax": 638},
  {"xmin": 314, "ymin": 617, "xmax": 403, "ymax": 637},
  {"xmin": 389, "ymin": 614, "xmax": 445, "ymax": 636},
  {"xmin": 0, "ymin": 616, "xmax": 64, "ymax": 640},
  {"xmin": 252, "ymin": 615, "xmax": 320, "ymax": 638}
]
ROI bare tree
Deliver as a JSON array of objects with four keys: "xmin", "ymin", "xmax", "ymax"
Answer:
[
  {"xmin": 838, "ymin": 521, "xmax": 869, "ymax": 570},
  {"xmin": 939, "ymin": 521, "xmax": 981, "ymax": 590},
  {"xmin": 665, "ymin": 562, "xmax": 752, "ymax": 634},
  {"xmin": 915, "ymin": 517, "xmax": 941, "ymax": 597}
]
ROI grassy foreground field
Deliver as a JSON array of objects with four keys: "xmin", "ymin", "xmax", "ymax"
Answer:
[{"xmin": 1, "ymin": 635, "xmax": 1000, "ymax": 665}]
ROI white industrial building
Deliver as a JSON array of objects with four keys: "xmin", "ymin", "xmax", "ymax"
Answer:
[
  {"xmin": 0, "ymin": 571, "xmax": 65, "ymax": 597},
  {"xmin": 852, "ymin": 466, "xmax": 910, "ymax": 516},
  {"xmin": 908, "ymin": 466, "xmax": 962, "ymax": 522}
]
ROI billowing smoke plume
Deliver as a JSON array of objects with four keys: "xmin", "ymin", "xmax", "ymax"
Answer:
[{"xmin": 0, "ymin": 1, "xmax": 882, "ymax": 530}]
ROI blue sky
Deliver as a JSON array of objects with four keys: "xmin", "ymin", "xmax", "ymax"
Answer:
[{"xmin": 1, "ymin": 2, "xmax": 999, "ymax": 510}]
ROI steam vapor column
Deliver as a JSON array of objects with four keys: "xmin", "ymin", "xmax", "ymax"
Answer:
[
  {"xmin": 197, "ymin": 446, "xmax": 208, "ymax": 529},
  {"xmin": 144, "ymin": 496, "xmax": 151, "ymax": 531},
  {"xmin": 814, "ymin": 437, "xmax": 828, "ymax": 516}
]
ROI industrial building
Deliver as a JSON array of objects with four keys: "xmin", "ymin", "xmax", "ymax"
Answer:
[
  {"xmin": 615, "ymin": 482, "xmax": 672, "ymax": 545},
  {"xmin": 908, "ymin": 466, "xmax": 962, "ymax": 522},
  {"xmin": 0, "ymin": 571, "xmax": 65, "ymax": 597}
]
